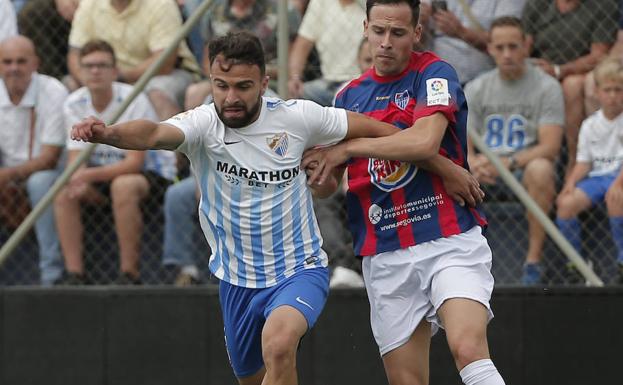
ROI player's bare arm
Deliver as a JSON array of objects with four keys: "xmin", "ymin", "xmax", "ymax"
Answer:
[
  {"xmin": 304, "ymin": 113, "xmax": 447, "ymax": 185},
  {"xmin": 71, "ymin": 116, "xmax": 185, "ymax": 151}
]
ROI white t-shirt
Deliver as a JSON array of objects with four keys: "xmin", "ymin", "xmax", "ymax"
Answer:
[
  {"xmin": 0, "ymin": 74, "xmax": 67, "ymax": 167},
  {"xmin": 297, "ymin": 0, "xmax": 365, "ymax": 82},
  {"xmin": 64, "ymin": 82, "xmax": 176, "ymax": 180},
  {"xmin": 577, "ymin": 109, "xmax": 623, "ymax": 177},
  {"xmin": 0, "ymin": 0, "xmax": 17, "ymax": 43},
  {"xmin": 165, "ymin": 97, "xmax": 348, "ymax": 288}
]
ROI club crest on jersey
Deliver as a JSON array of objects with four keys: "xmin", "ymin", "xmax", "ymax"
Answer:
[
  {"xmin": 368, "ymin": 158, "xmax": 417, "ymax": 192},
  {"xmin": 267, "ymin": 132, "xmax": 289, "ymax": 157},
  {"xmin": 394, "ymin": 90, "xmax": 410, "ymax": 110}
]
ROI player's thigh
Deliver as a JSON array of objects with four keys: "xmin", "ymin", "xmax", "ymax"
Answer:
[
  {"xmin": 362, "ymin": 249, "xmax": 432, "ymax": 356},
  {"xmin": 437, "ymin": 298, "xmax": 489, "ymax": 351},
  {"xmin": 382, "ymin": 319, "xmax": 431, "ymax": 385},
  {"xmin": 428, "ymin": 226, "xmax": 494, "ymax": 332}
]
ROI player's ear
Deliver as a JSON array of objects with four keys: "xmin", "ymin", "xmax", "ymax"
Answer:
[
  {"xmin": 364, "ymin": 19, "xmax": 369, "ymax": 38},
  {"xmin": 260, "ymin": 75, "xmax": 269, "ymax": 95}
]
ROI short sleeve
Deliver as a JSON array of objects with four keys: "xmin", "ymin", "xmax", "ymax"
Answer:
[
  {"xmin": 164, "ymin": 106, "xmax": 215, "ymax": 156},
  {"xmin": 298, "ymin": 100, "xmax": 348, "ymax": 148},
  {"xmin": 576, "ymin": 119, "xmax": 592, "ymax": 163},
  {"xmin": 39, "ymin": 81, "xmax": 68, "ymax": 147},
  {"xmin": 147, "ymin": 0, "xmax": 185, "ymax": 53},
  {"xmin": 537, "ymin": 78, "xmax": 565, "ymax": 127},
  {"xmin": 68, "ymin": 0, "xmax": 95, "ymax": 48},
  {"xmin": 464, "ymin": 79, "xmax": 483, "ymax": 136},
  {"xmin": 412, "ymin": 60, "xmax": 461, "ymax": 125}
]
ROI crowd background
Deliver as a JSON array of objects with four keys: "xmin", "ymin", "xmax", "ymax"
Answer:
[{"xmin": 0, "ymin": 0, "xmax": 622, "ymax": 287}]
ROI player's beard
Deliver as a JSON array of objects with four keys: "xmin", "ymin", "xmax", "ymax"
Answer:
[{"xmin": 216, "ymin": 94, "xmax": 262, "ymax": 128}]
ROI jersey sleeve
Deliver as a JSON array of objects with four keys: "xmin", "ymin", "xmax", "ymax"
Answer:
[
  {"xmin": 164, "ymin": 106, "xmax": 214, "ymax": 156},
  {"xmin": 298, "ymin": 99, "xmax": 348, "ymax": 148},
  {"xmin": 576, "ymin": 118, "xmax": 592, "ymax": 163},
  {"xmin": 412, "ymin": 60, "xmax": 461, "ymax": 124},
  {"xmin": 464, "ymin": 78, "xmax": 483, "ymax": 137}
]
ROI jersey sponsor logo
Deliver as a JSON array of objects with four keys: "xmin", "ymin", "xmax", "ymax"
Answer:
[
  {"xmin": 305, "ymin": 256, "xmax": 319, "ymax": 265},
  {"xmin": 375, "ymin": 95, "xmax": 390, "ymax": 101},
  {"xmin": 170, "ymin": 110, "xmax": 193, "ymax": 120},
  {"xmin": 368, "ymin": 158, "xmax": 418, "ymax": 192},
  {"xmin": 267, "ymin": 132, "xmax": 289, "ymax": 157},
  {"xmin": 368, "ymin": 204, "xmax": 383, "ymax": 224},
  {"xmin": 216, "ymin": 161, "xmax": 300, "ymax": 182},
  {"xmin": 426, "ymin": 78, "xmax": 450, "ymax": 106},
  {"xmin": 394, "ymin": 89, "xmax": 410, "ymax": 110},
  {"xmin": 295, "ymin": 296, "xmax": 314, "ymax": 310}
]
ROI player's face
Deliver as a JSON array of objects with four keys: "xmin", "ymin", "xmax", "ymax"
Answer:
[
  {"xmin": 596, "ymin": 79, "xmax": 623, "ymax": 119},
  {"xmin": 0, "ymin": 40, "xmax": 38, "ymax": 95},
  {"xmin": 80, "ymin": 51, "xmax": 117, "ymax": 92},
  {"xmin": 364, "ymin": 3, "xmax": 421, "ymax": 77},
  {"xmin": 210, "ymin": 55, "xmax": 268, "ymax": 128},
  {"xmin": 488, "ymin": 26, "xmax": 527, "ymax": 79}
]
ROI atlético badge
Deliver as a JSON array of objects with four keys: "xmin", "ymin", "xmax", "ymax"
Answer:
[
  {"xmin": 267, "ymin": 132, "xmax": 289, "ymax": 157},
  {"xmin": 394, "ymin": 90, "xmax": 410, "ymax": 110}
]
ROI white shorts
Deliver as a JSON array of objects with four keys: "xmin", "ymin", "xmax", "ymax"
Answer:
[{"xmin": 362, "ymin": 226, "xmax": 494, "ymax": 356}]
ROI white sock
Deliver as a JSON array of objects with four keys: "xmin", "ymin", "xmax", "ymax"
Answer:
[{"xmin": 459, "ymin": 359, "xmax": 505, "ymax": 385}]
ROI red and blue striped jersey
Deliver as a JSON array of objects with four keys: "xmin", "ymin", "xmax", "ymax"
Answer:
[{"xmin": 335, "ymin": 51, "xmax": 487, "ymax": 257}]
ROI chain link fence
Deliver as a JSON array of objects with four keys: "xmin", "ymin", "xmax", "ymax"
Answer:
[{"xmin": 1, "ymin": 0, "xmax": 622, "ymax": 286}]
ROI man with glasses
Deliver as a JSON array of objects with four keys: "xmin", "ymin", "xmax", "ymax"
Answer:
[
  {"xmin": 0, "ymin": 35, "xmax": 67, "ymax": 285},
  {"xmin": 54, "ymin": 39, "xmax": 176, "ymax": 285}
]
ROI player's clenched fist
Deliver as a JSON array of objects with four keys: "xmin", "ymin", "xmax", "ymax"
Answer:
[{"xmin": 71, "ymin": 116, "xmax": 106, "ymax": 142}]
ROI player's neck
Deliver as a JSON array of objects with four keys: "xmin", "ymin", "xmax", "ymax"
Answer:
[{"xmin": 90, "ymin": 88, "xmax": 114, "ymax": 113}]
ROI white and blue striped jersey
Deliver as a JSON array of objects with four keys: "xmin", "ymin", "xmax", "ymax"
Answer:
[
  {"xmin": 165, "ymin": 97, "xmax": 348, "ymax": 288},
  {"xmin": 64, "ymin": 82, "xmax": 177, "ymax": 180}
]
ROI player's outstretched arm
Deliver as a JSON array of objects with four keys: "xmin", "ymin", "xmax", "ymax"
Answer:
[
  {"xmin": 71, "ymin": 116, "xmax": 185, "ymax": 151},
  {"xmin": 344, "ymin": 111, "xmax": 400, "ymax": 140}
]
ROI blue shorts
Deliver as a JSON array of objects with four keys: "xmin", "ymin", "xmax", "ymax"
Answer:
[
  {"xmin": 576, "ymin": 174, "xmax": 617, "ymax": 205},
  {"xmin": 219, "ymin": 267, "xmax": 329, "ymax": 378}
]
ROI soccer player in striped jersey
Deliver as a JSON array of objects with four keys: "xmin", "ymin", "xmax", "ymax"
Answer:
[{"xmin": 303, "ymin": 1, "xmax": 505, "ymax": 385}]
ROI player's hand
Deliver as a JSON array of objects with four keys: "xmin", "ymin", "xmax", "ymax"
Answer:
[
  {"xmin": 442, "ymin": 165, "xmax": 484, "ymax": 207},
  {"xmin": 302, "ymin": 144, "xmax": 349, "ymax": 186},
  {"xmin": 71, "ymin": 116, "xmax": 106, "ymax": 142}
]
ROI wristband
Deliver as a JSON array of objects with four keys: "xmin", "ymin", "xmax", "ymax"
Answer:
[{"xmin": 553, "ymin": 64, "xmax": 561, "ymax": 80}]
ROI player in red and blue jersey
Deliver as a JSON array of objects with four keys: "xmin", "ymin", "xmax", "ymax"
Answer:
[{"xmin": 303, "ymin": 1, "xmax": 506, "ymax": 385}]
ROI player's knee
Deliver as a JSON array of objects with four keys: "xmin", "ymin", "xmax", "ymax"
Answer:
[
  {"xmin": 262, "ymin": 331, "xmax": 298, "ymax": 368},
  {"xmin": 449, "ymin": 338, "xmax": 488, "ymax": 370}
]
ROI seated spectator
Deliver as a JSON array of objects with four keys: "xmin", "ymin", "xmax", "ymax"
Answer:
[
  {"xmin": 0, "ymin": 0, "xmax": 17, "ymax": 44},
  {"xmin": 0, "ymin": 35, "xmax": 67, "ymax": 285},
  {"xmin": 523, "ymin": 0, "xmax": 619, "ymax": 172},
  {"xmin": 420, "ymin": 0, "xmax": 525, "ymax": 84},
  {"xmin": 17, "ymin": 0, "xmax": 78, "ymax": 80},
  {"xmin": 66, "ymin": 0, "xmax": 201, "ymax": 120},
  {"xmin": 465, "ymin": 17, "xmax": 564, "ymax": 285},
  {"xmin": 185, "ymin": 0, "xmax": 300, "ymax": 109},
  {"xmin": 556, "ymin": 57, "xmax": 623, "ymax": 285},
  {"xmin": 584, "ymin": 0, "xmax": 623, "ymax": 116},
  {"xmin": 55, "ymin": 40, "xmax": 176, "ymax": 285},
  {"xmin": 288, "ymin": 0, "xmax": 364, "ymax": 106},
  {"xmin": 161, "ymin": 174, "xmax": 212, "ymax": 286}
]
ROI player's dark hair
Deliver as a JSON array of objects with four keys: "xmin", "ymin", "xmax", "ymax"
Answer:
[
  {"xmin": 208, "ymin": 31, "xmax": 266, "ymax": 75},
  {"xmin": 366, "ymin": 0, "xmax": 421, "ymax": 26},
  {"xmin": 80, "ymin": 39, "xmax": 116, "ymax": 66},
  {"xmin": 490, "ymin": 16, "xmax": 525, "ymax": 38}
]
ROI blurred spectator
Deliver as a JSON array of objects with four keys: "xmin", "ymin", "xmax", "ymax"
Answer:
[
  {"xmin": 465, "ymin": 16, "xmax": 564, "ymax": 285},
  {"xmin": 17, "ymin": 0, "xmax": 78, "ymax": 80},
  {"xmin": 161, "ymin": 175, "xmax": 212, "ymax": 286},
  {"xmin": 177, "ymin": 0, "xmax": 208, "ymax": 64},
  {"xmin": 0, "ymin": 35, "xmax": 67, "ymax": 285},
  {"xmin": 185, "ymin": 0, "xmax": 300, "ymax": 108},
  {"xmin": 420, "ymin": 0, "xmax": 525, "ymax": 84},
  {"xmin": 0, "ymin": 0, "xmax": 17, "ymax": 44},
  {"xmin": 67, "ymin": 0, "xmax": 201, "ymax": 120},
  {"xmin": 555, "ymin": 57, "xmax": 623, "ymax": 284},
  {"xmin": 584, "ymin": 0, "xmax": 623, "ymax": 116},
  {"xmin": 55, "ymin": 40, "xmax": 176, "ymax": 285},
  {"xmin": 288, "ymin": 0, "xmax": 365, "ymax": 106},
  {"xmin": 523, "ymin": 0, "xmax": 619, "ymax": 172}
]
